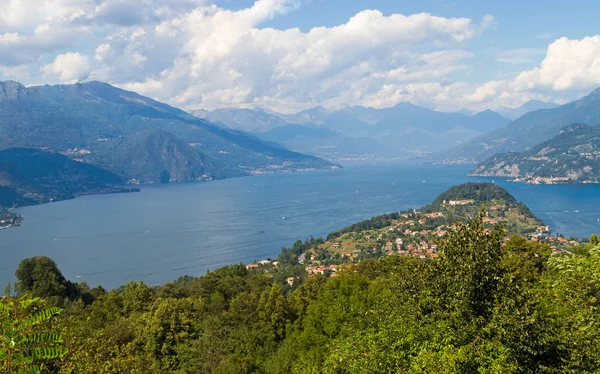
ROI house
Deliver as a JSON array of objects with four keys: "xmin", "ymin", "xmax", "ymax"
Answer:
[
  {"xmin": 436, "ymin": 230, "xmax": 448, "ymax": 237},
  {"xmin": 418, "ymin": 219, "xmax": 426, "ymax": 225},
  {"xmin": 446, "ymin": 199, "xmax": 475, "ymax": 206},
  {"xmin": 246, "ymin": 263, "xmax": 259, "ymax": 270},
  {"xmin": 287, "ymin": 277, "xmax": 295, "ymax": 286},
  {"xmin": 259, "ymin": 259, "xmax": 271, "ymax": 265},
  {"xmin": 331, "ymin": 242, "xmax": 342, "ymax": 249},
  {"xmin": 395, "ymin": 238, "xmax": 403, "ymax": 246},
  {"xmin": 384, "ymin": 241, "xmax": 394, "ymax": 251}
]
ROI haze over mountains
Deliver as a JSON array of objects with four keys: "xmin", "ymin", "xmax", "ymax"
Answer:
[
  {"xmin": 193, "ymin": 103, "xmax": 512, "ymax": 160},
  {"xmin": 442, "ymin": 87, "xmax": 600, "ymax": 163},
  {"xmin": 496, "ymin": 100, "xmax": 559, "ymax": 120},
  {"xmin": 471, "ymin": 123, "xmax": 600, "ymax": 183},
  {"xmin": 0, "ymin": 80, "xmax": 337, "ymax": 189}
]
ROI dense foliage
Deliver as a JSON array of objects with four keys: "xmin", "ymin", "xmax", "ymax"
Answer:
[
  {"xmin": 0, "ymin": 296, "xmax": 67, "ymax": 373},
  {"xmin": 427, "ymin": 182, "xmax": 517, "ymax": 208},
  {"xmin": 7, "ymin": 214, "xmax": 600, "ymax": 373}
]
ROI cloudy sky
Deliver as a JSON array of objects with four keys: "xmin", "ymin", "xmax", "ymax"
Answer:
[{"xmin": 2, "ymin": 0, "xmax": 600, "ymax": 113}]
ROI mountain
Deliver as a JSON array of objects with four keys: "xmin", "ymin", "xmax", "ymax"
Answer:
[
  {"xmin": 92, "ymin": 130, "xmax": 248, "ymax": 184},
  {"xmin": 192, "ymin": 103, "xmax": 510, "ymax": 160},
  {"xmin": 442, "ymin": 87, "xmax": 600, "ymax": 163},
  {"xmin": 496, "ymin": 100, "xmax": 559, "ymax": 120},
  {"xmin": 193, "ymin": 108, "xmax": 288, "ymax": 132},
  {"xmin": 280, "ymin": 106, "xmax": 332, "ymax": 125},
  {"xmin": 0, "ymin": 80, "xmax": 337, "ymax": 183},
  {"xmin": 471, "ymin": 123, "xmax": 600, "ymax": 183},
  {"xmin": 258, "ymin": 125, "xmax": 337, "ymax": 143},
  {"xmin": 376, "ymin": 103, "xmax": 509, "ymax": 133},
  {"xmin": 0, "ymin": 148, "xmax": 131, "ymax": 207}
]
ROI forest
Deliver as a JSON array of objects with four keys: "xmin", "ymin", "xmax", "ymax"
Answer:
[{"xmin": 2, "ymin": 215, "xmax": 600, "ymax": 373}]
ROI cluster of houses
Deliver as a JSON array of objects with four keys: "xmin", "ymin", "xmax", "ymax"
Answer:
[
  {"xmin": 245, "ymin": 259, "xmax": 279, "ymax": 270},
  {"xmin": 0, "ymin": 214, "xmax": 22, "ymax": 230}
]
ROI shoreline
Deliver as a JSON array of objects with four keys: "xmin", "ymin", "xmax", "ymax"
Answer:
[{"xmin": 469, "ymin": 174, "xmax": 600, "ymax": 185}]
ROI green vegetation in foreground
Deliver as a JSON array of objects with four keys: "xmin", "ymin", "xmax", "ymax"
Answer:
[
  {"xmin": 3, "ymin": 210, "xmax": 600, "ymax": 372},
  {"xmin": 471, "ymin": 123, "xmax": 600, "ymax": 184}
]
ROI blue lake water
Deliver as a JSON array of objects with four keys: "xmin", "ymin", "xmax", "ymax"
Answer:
[{"xmin": 1, "ymin": 163, "xmax": 600, "ymax": 289}]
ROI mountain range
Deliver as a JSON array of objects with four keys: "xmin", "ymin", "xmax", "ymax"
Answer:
[
  {"xmin": 193, "ymin": 103, "xmax": 511, "ymax": 160},
  {"xmin": 0, "ymin": 80, "xmax": 337, "ymax": 188},
  {"xmin": 441, "ymin": 88, "xmax": 600, "ymax": 163},
  {"xmin": 470, "ymin": 123, "xmax": 600, "ymax": 183},
  {"xmin": 495, "ymin": 100, "xmax": 559, "ymax": 120}
]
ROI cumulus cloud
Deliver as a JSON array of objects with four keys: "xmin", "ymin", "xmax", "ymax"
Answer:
[
  {"xmin": 41, "ymin": 52, "xmax": 91, "ymax": 82},
  {"xmin": 2, "ymin": 0, "xmax": 600, "ymax": 114},
  {"xmin": 112, "ymin": 4, "xmax": 491, "ymax": 112},
  {"xmin": 514, "ymin": 36, "xmax": 600, "ymax": 91}
]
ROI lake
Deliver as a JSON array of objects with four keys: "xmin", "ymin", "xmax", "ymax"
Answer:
[{"xmin": 1, "ymin": 163, "xmax": 600, "ymax": 289}]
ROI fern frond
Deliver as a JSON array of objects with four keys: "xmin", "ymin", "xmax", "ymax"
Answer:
[
  {"xmin": 20, "ymin": 332, "xmax": 64, "ymax": 345},
  {"xmin": 18, "ymin": 307, "xmax": 62, "ymax": 329}
]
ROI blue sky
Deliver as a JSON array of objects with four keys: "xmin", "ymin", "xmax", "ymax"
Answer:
[{"xmin": 2, "ymin": 0, "xmax": 600, "ymax": 113}]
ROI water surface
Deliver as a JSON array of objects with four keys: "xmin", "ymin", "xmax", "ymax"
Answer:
[{"xmin": 1, "ymin": 163, "xmax": 599, "ymax": 289}]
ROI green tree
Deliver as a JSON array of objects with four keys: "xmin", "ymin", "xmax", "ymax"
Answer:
[
  {"xmin": 15, "ymin": 257, "xmax": 68, "ymax": 303},
  {"xmin": 0, "ymin": 296, "xmax": 68, "ymax": 373}
]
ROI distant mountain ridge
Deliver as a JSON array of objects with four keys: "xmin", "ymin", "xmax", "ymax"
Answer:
[
  {"xmin": 0, "ymin": 80, "xmax": 337, "ymax": 184},
  {"xmin": 441, "ymin": 87, "xmax": 600, "ymax": 163},
  {"xmin": 496, "ymin": 100, "xmax": 559, "ymax": 120},
  {"xmin": 470, "ymin": 122, "xmax": 600, "ymax": 183},
  {"xmin": 192, "ymin": 103, "xmax": 511, "ymax": 160}
]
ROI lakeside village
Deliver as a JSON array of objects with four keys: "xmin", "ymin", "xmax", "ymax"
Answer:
[
  {"xmin": 242, "ymin": 198, "xmax": 583, "ymax": 284},
  {"xmin": 0, "ymin": 209, "xmax": 22, "ymax": 230}
]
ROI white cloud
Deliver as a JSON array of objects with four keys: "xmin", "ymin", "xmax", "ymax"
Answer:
[
  {"xmin": 514, "ymin": 36, "xmax": 600, "ymax": 91},
  {"xmin": 41, "ymin": 52, "xmax": 91, "ymax": 82},
  {"xmin": 497, "ymin": 48, "xmax": 544, "ymax": 65},
  {"xmin": 3, "ymin": 0, "xmax": 600, "ymax": 114},
  {"xmin": 113, "ymin": 4, "xmax": 492, "ymax": 112}
]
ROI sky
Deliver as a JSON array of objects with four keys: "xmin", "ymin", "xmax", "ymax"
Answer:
[{"xmin": 2, "ymin": 0, "xmax": 600, "ymax": 114}]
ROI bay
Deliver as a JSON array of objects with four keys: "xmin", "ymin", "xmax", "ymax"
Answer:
[{"xmin": 1, "ymin": 163, "xmax": 599, "ymax": 290}]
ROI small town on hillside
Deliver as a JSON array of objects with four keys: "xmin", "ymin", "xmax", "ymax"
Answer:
[{"xmin": 243, "ymin": 197, "xmax": 582, "ymax": 282}]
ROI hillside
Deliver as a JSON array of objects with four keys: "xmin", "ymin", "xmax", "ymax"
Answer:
[
  {"xmin": 0, "ymin": 80, "xmax": 337, "ymax": 184},
  {"xmin": 471, "ymin": 123, "xmax": 600, "ymax": 183},
  {"xmin": 442, "ymin": 86, "xmax": 600, "ymax": 163},
  {"xmin": 0, "ymin": 148, "xmax": 133, "ymax": 207},
  {"xmin": 91, "ymin": 130, "xmax": 247, "ymax": 184},
  {"xmin": 324, "ymin": 183, "xmax": 544, "ymax": 253}
]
